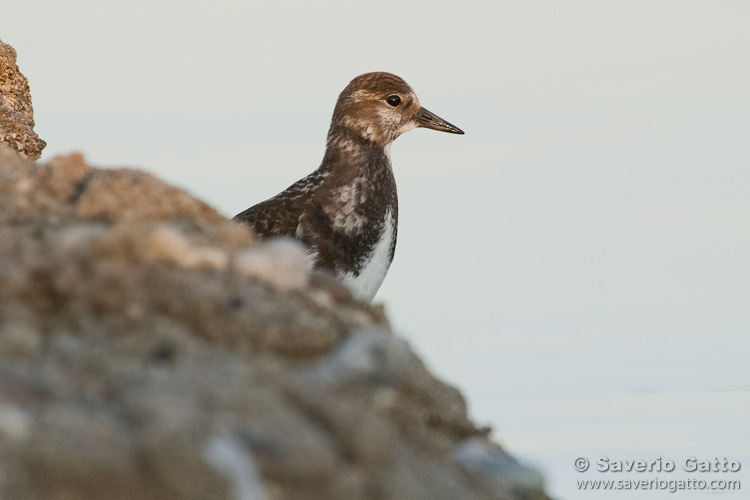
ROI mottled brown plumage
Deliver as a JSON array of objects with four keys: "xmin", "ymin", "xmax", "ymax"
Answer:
[{"xmin": 235, "ymin": 72, "xmax": 463, "ymax": 301}]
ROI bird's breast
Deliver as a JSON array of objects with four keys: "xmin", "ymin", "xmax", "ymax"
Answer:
[{"xmin": 337, "ymin": 209, "xmax": 396, "ymax": 302}]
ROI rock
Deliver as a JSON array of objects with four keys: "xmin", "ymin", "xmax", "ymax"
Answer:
[
  {"xmin": 204, "ymin": 434, "xmax": 269, "ymax": 500},
  {"xmin": 234, "ymin": 238, "xmax": 311, "ymax": 292},
  {"xmin": 456, "ymin": 437, "xmax": 547, "ymax": 500},
  {"xmin": 0, "ymin": 44, "xmax": 549, "ymax": 499},
  {"xmin": 0, "ymin": 152, "xmax": 549, "ymax": 500},
  {"xmin": 0, "ymin": 39, "xmax": 46, "ymax": 159},
  {"xmin": 146, "ymin": 225, "xmax": 230, "ymax": 270},
  {"xmin": 0, "ymin": 405, "xmax": 31, "ymax": 442},
  {"xmin": 303, "ymin": 328, "xmax": 418, "ymax": 386}
]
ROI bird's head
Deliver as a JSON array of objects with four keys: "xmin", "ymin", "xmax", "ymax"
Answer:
[{"xmin": 330, "ymin": 72, "xmax": 464, "ymax": 147}]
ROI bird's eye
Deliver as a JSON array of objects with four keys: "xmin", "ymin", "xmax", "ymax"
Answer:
[{"xmin": 385, "ymin": 95, "xmax": 401, "ymax": 107}]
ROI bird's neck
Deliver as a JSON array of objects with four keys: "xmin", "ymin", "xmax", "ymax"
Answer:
[
  {"xmin": 314, "ymin": 124, "xmax": 398, "ymax": 232},
  {"xmin": 319, "ymin": 125, "xmax": 393, "ymax": 179}
]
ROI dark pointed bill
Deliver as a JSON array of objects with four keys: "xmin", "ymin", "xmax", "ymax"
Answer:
[{"xmin": 416, "ymin": 107, "xmax": 464, "ymax": 134}]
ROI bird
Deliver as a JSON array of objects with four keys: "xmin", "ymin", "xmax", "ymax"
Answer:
[{"xmin": 234, "ymin": 72, "xmax": 464, "ymax": 302}]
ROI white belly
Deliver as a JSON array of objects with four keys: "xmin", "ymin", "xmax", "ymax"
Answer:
[{"xmin": 338, "ymin": 212, "xmax": 395, "ymax": 302}]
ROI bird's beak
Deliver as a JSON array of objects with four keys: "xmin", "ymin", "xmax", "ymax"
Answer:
[{"xmin": 416, "ymin": 107, "xmax": 464, "ymax": 134}]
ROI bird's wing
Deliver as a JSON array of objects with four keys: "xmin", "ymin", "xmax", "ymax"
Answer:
[
  {"xmin": 233, "ymin": 194, "xmax": 303, "ymax": 239},
  {"xmin": 233, "ymin": 172, "xmax": 325, "ymax": 239}
]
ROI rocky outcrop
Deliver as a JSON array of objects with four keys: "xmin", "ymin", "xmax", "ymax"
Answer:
[
  {"xmin": 0, "ymin": 39, "xmax": 548, "ymax": 500},
  {"xmin": 0, "ymin": 39, "xmax": 46, "ymax": 159}
]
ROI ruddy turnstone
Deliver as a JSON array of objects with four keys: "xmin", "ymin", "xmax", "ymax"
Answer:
[{"xmin": 235, "ymin": 72, "xmax": 463, "ymax": 301}]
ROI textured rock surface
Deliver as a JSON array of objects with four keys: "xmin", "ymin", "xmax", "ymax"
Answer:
[
  {"xmin": 0, "ymin": 151, "xmax": 548, "ymax": 500},
  {"xmin": 0, "ymin": 39, "xmax": 45, "ymax": 159},
  {"xmin": 0, "ymin": 39, "xmax": 548, "ymax": 499}
]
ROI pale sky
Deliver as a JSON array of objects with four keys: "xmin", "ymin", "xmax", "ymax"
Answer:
[{"xmin": 4, "ymin": 2, "xmax": 749, "ymax": 498}]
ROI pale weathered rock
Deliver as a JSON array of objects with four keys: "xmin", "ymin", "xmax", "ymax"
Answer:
[
  {"xmin": 0, "ymin": 405, "xmax": 31, "ymax": 442},
  {"xmin": 234, "ymin": 238, "xmax": 311, "ymax": 292},
  {"xmin": 0, "ymin": 153, "xmax": 549, "ymax": 500},
  {"xmin": 0, "ymin": 39, "xmax": 45, "ymax": 159},
  {"xmin": 456, "ymin": 437, "xmax": 546, "ymax": 499}
]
